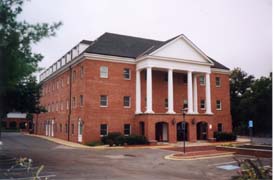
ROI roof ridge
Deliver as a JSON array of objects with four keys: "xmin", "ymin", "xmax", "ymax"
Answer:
[{"xmin": 103, "ymin": 32, "xmax": 163, "ymax": 43}]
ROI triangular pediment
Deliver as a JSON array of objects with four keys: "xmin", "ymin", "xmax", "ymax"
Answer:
[{"xmin": 150, "ymin": 36, "xmax": 212, "ymax": 64}]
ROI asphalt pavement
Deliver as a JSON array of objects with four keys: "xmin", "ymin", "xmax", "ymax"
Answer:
[{"xmin": 1, "ymin": 133, "xmax": 272, "ymax": 180}]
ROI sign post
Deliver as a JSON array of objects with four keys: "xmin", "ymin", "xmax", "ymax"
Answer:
[{"xmin": 248, "ymin": 120, "xmax": 253, "ymax": 144}]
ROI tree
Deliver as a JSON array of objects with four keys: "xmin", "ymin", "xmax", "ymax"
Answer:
[
  {"xmin": 230, "ymin": 68, "xmax": 272, "ymax": 136},
  {"xmin": 0, "ymin": 0, "xmax": 61, "ymax": 138},
  {"xmin": 0, "ymin": 0, "xmax": 61, "ymax": 116}
]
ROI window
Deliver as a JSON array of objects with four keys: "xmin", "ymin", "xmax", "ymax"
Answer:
[
  {"xmin": 80, "ymin": 66, "xmax": 84, "ymax": 78},
  {"xmin": 218, "ymin": 123, "xmax": 223, "ymax": 132},
  {"xmin": 216, "ymin": 100, "xmax": 222, "ymax": 110},
  {"xmin": 71, "ymin": 124, "xmax": 74, "ymax": 134},
  {"xmin": 60, "ymin": 124, "xmax": 62, "ymax": 132},
  {"xmin": 100, "ymin": 66, "xmax": 108, "ymax": 78},
  {"xmin": 123, "ymin": 96, "xmax": 131, "ymax": 107},
  {"xmin": 65, "ymin": 123, "xmax": 68, "ymax": 133},
  {"xmin": 123, "ymin": 68, "xmax": 130, "ymax": 80},
  {"xmin": 199, "ymin": 75, "xmax": 205, "ymax": 85},
  {"xmin": 80, "ymin": 95, "xmax": 84, "ymax": 107},
  {"xmin": 100, "ymin": 124, "xmax": 108, "ymax": 136},
  {"xmin": 200, "ymin": 99, "xmax": 205, "ymax": 109},
  {"xmin": 124, "ymin": 124, "xmax": 131, "ymax": 135},
  {"xmin": 61, "ymin": 79, "xmax": 64, "ymax": 87},
  {"xmin": 61, "ymin": 101, "xmax": 63, "ymax": 111},
  {"xmin": 56, "ymin": 102, "xmax": 59, "ymax": 111},
  {"xmin": 183, "ymin": 100, "xmax": 188, "ymax": 108},
  {"xmin": 216, "ymin": 77, "xmax": 221, "ymax": 87},
  {"xmin": 72, "ymin": 97, "xmax": 76, "ymax": 108},
  {"xmin": 66, "ymin": 100, "xmax": 69, "ymax": 110},
  {"xmin": 100, "ymin": 95, "xmax": 108, "ymax": 107},
  {"xmin": 164, "ymin": 98, "xmax": 168, "ymax": 108},
  {"xmin": 72, "ymin": 70, "xmax": 76, "ymax": 81},
  {"xmin": 67, "ymin": 76, "xmax": 70, "ymax": 85}
]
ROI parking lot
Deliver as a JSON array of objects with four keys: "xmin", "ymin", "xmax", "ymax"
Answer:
[{"xmin": 1, "ymin": 133, "xmax": 272, "ymax": 180}]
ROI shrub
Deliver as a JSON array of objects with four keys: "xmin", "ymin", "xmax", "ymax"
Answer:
[
  {"xmin": 125, "ymin": 135, "xmax": 148, "ymax": 145},
  {"xmin": 101, "ymin": 132, "xmax": 148, "ymax": 146},
  {"xmin": 214, "ymin": 132, "xmax": 237, "ymax": 142},
  {"xmin": 86, "ymin": 141, "xmax": 104, "ymax": 146}
]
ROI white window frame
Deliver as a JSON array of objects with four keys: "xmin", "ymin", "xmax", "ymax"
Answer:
[
  {"xmin": 123, "ymin": 68, "xmax": 131, "ymax": 80},
  {"xmin": 164, "ymin": 98, "xmax": 168, "ymax": 109},
  {"xmin": 100, "ymin": 95, "xmax": 108, "ymax": 107},
  {"xmin": 100, "ymin": 124, "xmax": 108, "ymax": 136},
  {"xmin": 123, "ymin": 96, "xmax": 131, "ymax": 108},
  {"xmin": 199, "ymin": 75, "xmax": 205, "ymax": 86},
  {"xmin": 200, "ymin": 99, "xmax": 205, "ymax": 110},
  {"xmin": 124, "ymin": 124, "xmax": 131, "ymax": 136},
  {"xmin": 216, "ymin": 100, "xmax": 222, "ymax": 110},
  {"xmin": 216, "ymin": 77, "xmax": 221, "ymax": 87},
  {"xmin": 100, "ymin": 66, "xmax": 108, "ymax": 78}
]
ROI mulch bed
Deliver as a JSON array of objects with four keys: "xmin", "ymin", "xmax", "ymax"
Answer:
[{"xmin": 162, "ymin": 145, "xmax": 217, "ymax": 152}]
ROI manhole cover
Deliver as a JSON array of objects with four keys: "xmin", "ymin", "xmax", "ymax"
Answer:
[{"xmin": 217, "ymin": 165, "xmax": 240, "ymax": 171}]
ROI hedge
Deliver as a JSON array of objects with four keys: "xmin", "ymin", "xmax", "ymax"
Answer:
[
  {"xmin": 214, "ymin": 131, "xmax": 237, "ymax": 142},
  {"xmin": 101, "ymin": 132, "xmax": 148, "ymax": 146}
]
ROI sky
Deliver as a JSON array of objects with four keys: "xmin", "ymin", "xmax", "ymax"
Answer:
[{"xmin": 19, "ymin": 0, "xmax": 272, "ymax": 78}]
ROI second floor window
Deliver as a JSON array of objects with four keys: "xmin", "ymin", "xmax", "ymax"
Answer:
[
  {"xmin": 216, "ymin": 100, "xmax": 222, "ymax": 110},
  {"xmin": 183, "ymin": 100, "xmax": 188, "ymax": 108},
  {"xmin": 123, "ymin": 68, "xmax": 130, "ymax": 80},
  {"xmin": 100, "ymin": 95, "xmax": 108, "ymax": 107},
  {"xmin": 80, "ymin": 95, "xmax": 84, "ymax": 107},
  {"xmin": 200, "ymin": 99, "xmax": 205, "ymax": 109},
  {"xmin": 164, "ymin": 98, "xmax": 168, "ymax": 108},
  {"xmin": 123, "ymin": 96, "xmax": 131, "ymax": 107},
  {"xmin": 72, "ymin": 97, "xmax": 76, "ymax": 108},
  {"xmin": 100, "ymin": 66, "xmax": 108, "ymax": 78},
  {"xmin": 80, "ymin": 66, "xmax": 84, "ymax": 78},
  {"xmin": 72, "ymin": 70, "xmax": 76, "ymax": 81},
  {"xmin": 199, "ymin": 75, "xmax": 205, "ymax": 85}
]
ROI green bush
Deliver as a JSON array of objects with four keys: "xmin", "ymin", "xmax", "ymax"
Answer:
[
  {"xmin": 86, "ymin": 141, "xmax": 104, "ymax": 146},
  {"xmin": 214, "ymin": 132, "xmax": 237, "ymax": 142},
  {"xmin": 125, "ymin": 135, "xmax": 148, "ymax": 145},
  {"xmin": 101, "ymin": 132, "xmax": 148, "ymax": 146}
]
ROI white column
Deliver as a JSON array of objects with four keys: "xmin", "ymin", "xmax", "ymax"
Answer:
[
  {"xmin": 167, "ymin": 69, "xmax": 175, "ymax": 114},
  {"xmin": 187, "ymin": 71, "xmax": 193, "ymax": 114},
  {"xmin": 205, "ymin": 73, "xmax": 213, "ymax": 114},
  {"xmin": 145, "ymin": 67, "xmax": 154, "ymax": 113},
  {"xmin": 51, "ymin": 120, "xmax": 54, "ymax": 137},
  {"xmin": 193, "ymin": 74, "xmax": 198, "ymax": 114},
  {"xmin": 135, "ymin": 70, "xmax": 142, "ymax": 114}
]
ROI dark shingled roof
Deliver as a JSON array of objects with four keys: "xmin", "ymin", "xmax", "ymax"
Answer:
[
  {"xmin": 208, "ymin": 57, "xmax": 230, "ymax": 70},
  {"xmin": 84, "ymin": 32, "xmax": 229, "ymax": 70},
  {"xmin": 80, "ymin": 40, "xmax": 93, "ymax": 44}
]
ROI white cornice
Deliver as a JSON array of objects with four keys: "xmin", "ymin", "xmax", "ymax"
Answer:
[
  {"xmin": 84, "ymin": 53, "xmax": 136, "ymax": 64},
  {"xmin": 137, "ymin": 55, "xmax": 212, "ymax": 67},
  {"xmin": 211, "ymin": 68, "xmax": 230, "ymax": 74}
]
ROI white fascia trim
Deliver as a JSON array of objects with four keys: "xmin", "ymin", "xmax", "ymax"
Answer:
[
  {"xmin": 84, "ymin": 53, "xmax": 136, "ymax": 64},
  {"xmin": 137, "ymin": 55, "xmax": 212, "ymax": 67},
  {"xmin": 211, "ymin": 68, "xmax": 231, "ymax": 74},
  {"xmin": 148, "ymin": 34, "xmax": 214, "ymax": 65}
]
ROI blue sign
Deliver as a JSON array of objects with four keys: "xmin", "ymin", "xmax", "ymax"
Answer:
[{"xmin": 248, "ymin": 120, "xmax": 253, "ymax": 128}]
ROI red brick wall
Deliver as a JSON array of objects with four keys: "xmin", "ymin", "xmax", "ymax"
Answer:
[{"xmin": 37, "ymin": 58, "xmax": 232, "ymax": 144}]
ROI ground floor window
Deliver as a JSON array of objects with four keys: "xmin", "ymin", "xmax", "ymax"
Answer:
[
  {"xmin": 71, "ymin": 124, "xmax": 74, "ymax": 134},
  {"xmin": 218, "ymin": 123, "xmax": 223, "ymax": 132},
  {"xmin": 65, "ymin": 123, "xmax": 68, "ymax": 133},
  {"xmin": 100, "ymin": 124, "xmax": 108, "ymax": 136},
  {"xmin": 124, "ymin": 124, "xmax": 131, "ymax": 135}
]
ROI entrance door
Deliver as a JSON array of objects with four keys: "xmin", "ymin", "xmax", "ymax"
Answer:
[
  {"xmin": 78, "ymin": 120, "xmax": 83, "ymax": 143},
  {"xmin": 197, "ymin": 122, "xmax": 208, "ymax": 140},
  {"xmin": 155, "ymin": 122, "xmax": 168, "ymax": 142}
]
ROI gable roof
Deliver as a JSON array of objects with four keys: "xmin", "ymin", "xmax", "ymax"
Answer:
[{"xmin": 84, "ymin": 32, "xmax": 229, "ymax": 70}]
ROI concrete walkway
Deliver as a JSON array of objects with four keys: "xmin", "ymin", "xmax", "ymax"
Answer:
[{"xmin": 26, "ymin": 133, "xmax": 250, "ymax": 150}]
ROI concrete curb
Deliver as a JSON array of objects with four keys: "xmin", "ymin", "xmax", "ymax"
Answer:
[{"xmin": 164, "ymin": 152, "xmax": 235, "ymax": 161}]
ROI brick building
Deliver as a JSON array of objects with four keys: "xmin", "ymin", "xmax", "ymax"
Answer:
[{"xmin": 35, "ymin": 32, "xmax": 232, "ymax": 144}]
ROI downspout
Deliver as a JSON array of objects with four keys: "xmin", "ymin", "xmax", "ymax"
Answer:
[{"xmin": 68, "ymin": 66, "xmax": 72, "ymax": 141}]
